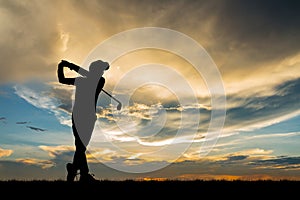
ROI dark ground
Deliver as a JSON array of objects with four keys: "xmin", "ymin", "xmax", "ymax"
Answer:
[{"xmin": 0, "ymin": 180, "xmax": 298, "ymax": 198}]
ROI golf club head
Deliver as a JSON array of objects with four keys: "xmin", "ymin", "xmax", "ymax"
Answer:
[{"xmin": 117, "ymin": 103, "xmax": 122, "ymax": 110}]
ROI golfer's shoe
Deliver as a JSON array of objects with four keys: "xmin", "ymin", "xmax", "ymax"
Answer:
[
  {"xmin": 79, "ymin": 173, "xmax": 97, "ymax": 183},
  {"xmin": 66, "ymin": 163, "xmax": 77, "ymax": 182}
]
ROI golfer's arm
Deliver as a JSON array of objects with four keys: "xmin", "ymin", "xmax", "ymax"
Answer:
[
  {"xmin": 67, "ymin": 62, "xmax": 89, "ymax": 77},
  {"xmin": 57, "ymin": 63, "xmax": 75, "ymax": 85},
  {"xmin": 95, "ymin": 77, "xmax": 105, "ymax": 108}
]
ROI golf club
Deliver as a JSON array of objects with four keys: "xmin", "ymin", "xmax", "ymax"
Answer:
[{"xmin": 101, "ymin": 89, "xmax": 122, "ymax": 110}]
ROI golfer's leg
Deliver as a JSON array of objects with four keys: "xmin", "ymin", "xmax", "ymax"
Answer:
[
  {"xmin": 71, "ymin": 119, "xmax": 88, "ymax": 174},
  {"xmin": 75, "ymin": 139, "xmax": 89, "ymax": 175}
]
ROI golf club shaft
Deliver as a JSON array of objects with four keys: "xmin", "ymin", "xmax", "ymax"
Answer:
[{"xmin": 101, "ymin": 89, "xmax": 121, "ymax": 104}]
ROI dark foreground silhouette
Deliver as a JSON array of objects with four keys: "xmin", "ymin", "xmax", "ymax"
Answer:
[
  {"xmin": 0, "ymin": 180, "xmax": 299, "ymax": 197},
  {"xmin": 57, "ymin": 60, "xmax": 109, "ymax": 182}
]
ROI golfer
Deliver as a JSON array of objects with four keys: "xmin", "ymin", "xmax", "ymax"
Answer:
[{"xmin": 57, "ymin": 59, "xmax": 109, "ymax": 182}]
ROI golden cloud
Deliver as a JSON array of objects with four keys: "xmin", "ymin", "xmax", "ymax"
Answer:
[{"xmin": 0, "ymin": 147, "xmax": 13, "ymax": 158}]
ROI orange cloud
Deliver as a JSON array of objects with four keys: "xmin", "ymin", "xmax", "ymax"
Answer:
[
  {"xmin": 0, "ymin": 147, "xmax": 13, "ymax": 157},
  {"xmin": 16, "ymin": 158, "xmax": 55, "ymax": 169},
  {"xmin": 39, "ymin": 145, "xmax": 73, "ymax": 157}
]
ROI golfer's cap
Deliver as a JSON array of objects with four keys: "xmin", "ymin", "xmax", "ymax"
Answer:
[{"xmin": 89, "ymin": 60, "xmax": 109, "ymax": 72}]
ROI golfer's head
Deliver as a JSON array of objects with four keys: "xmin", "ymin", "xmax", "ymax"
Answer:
[{"xmin": 89, "ymin": 60, "xmax": 109, "ymax": 75}]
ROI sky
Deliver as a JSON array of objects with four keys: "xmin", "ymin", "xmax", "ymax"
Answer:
[{"xmin": 0, "ymin": 0, "xmax": 300, "ymax": 181}]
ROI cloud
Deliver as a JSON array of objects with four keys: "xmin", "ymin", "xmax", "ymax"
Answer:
[
  {"xmin": 16, "ymin": 121, "xmax": 31, "ymax": 124},
  {"xmin": 95, "ymin": 78, "xmax": 300, "ymax": 150},
  {"xmin": 0, "ymin": 117, "xmax": 7, "ymax": 124},
  {"xmin": 26, "ymin": 125, "xmax": 47, "ymax": 132},
  {"xmin": 0, "ymin": 147, "xmax": 13, "ymax": 157},
  {"xmin": 11, "ymin": 77, "xmax": 300, "ymax": 172},
  {"xmin": 87, "ymin": 147, "xmax": 120, "ymax": 163},
  {"xmin": 253, "ymin": 156, "xmax": 300, "ymax": 170},
  {"xmin": 14, "ymin": 82, "xmax": 73, "ymax": 127},
  {"xmin": 1, "ymin": 145, "xmax": 300, "ymax": 180},
  {"xmin": 182, "ymin": 147, "xmax": 274, "ymax": 162},
  {"xmin": 0, "ymin": 0, "xmax": 168, "ymax": 83},
  {"xmin": 208, "ymin": 0, "xmax": 300, "ymax": 91},
  {"xmin": 11, "ymin": 80, "xmax": 205, "ymax": 155},
  {"xmin": 13, "ymin": 77, "xmax": 300, "ymax": 166},
  {"xmin": 214, "ymin": 0, "xmax": 300, "ymax": 61},
  {"xmin": 155, "ymin": 148, "xmax": 300, "ymax": 180},
  {"xmin": 227, "ymin": 155, "xmax": 248, "ymax": 161},
  {"xmin": 39, "ymin": 145, "xmax": 73, "ymax": 158},
  {"xmin": 153, "ymin": 151, "xmax": 300, "ymax": 180},
  {"xmin": 248, "ymin": 132, "xmax": 300, "ymax": 140},
  {"xmin": 95, "ymin": 102, "xmax": 205, "ymax": 145},
  {"xmin": 0, "ymin": 0, "xmax": 67, "ymax": 83},
  {"xmin": 15, "ymin": 158, "xmax": 55, "ymax": 169},
  {"xmin": 39, "ymin": 144, "xmax": 141, "ymax": 166},
  {"xmin": 1, "ymin": 0, "xmax": 298, "ymax": 95},
  {"xmin": 217, "ymin": 149, "xmax": 275, "ymax": 164},
  {"xmin": 223, "ymin": 78, "xmax": 300, "ymax": 132}
]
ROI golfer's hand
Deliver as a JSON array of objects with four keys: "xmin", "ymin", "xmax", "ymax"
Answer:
[{"xmin": 59, "ymin": 60, "xmax": 73, "ymax": 70}]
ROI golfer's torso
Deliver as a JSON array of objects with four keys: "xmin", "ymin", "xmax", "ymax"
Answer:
[{"xmin": 73, "ymin": 77, "xmax": 97, "ymax": 118}]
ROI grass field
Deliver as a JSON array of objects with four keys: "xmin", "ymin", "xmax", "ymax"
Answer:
[{"xmin": 0, "ymin": 179, "xmax": 299, "ymax": 197}]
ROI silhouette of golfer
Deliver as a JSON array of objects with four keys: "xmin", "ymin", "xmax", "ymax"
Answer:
[{"xmin": 57, "ymin": 59, "xmax": 109, "ymax": 182}]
